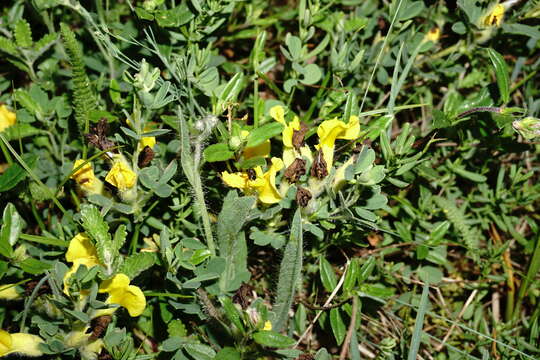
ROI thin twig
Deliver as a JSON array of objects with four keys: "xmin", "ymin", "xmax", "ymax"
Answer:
[
  {"xmin": 339, "ymin": 295, "xmax": 359, "ymax": 360},
  {"xmin": 435, "ymin": 289, "xmax": 478, "ymax": 351},
  {"xmin": 295, "ymin": 262, "xmax": 349, "ymax": 347}
]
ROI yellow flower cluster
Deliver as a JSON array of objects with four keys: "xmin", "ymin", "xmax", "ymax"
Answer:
[
  {"xmin": 64, "ymin": 233, "xmax": 146, "ymax": 317},
  {"xmin": 0, "ymin": 105, "xmax": 16, "ymax": 132},
  {"xmin": 221, "ymin": 105, "xmax": 361, "ymax": 206},
  {"xmin": 71, "ymin": 154, "xmax": 137, "ymax": 197}
]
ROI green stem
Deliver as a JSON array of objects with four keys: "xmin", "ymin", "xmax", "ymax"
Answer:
[
  {"xmin": 192, "ymin": 169, "xmax": 216, "ymax": 256},
  {"xmin": 0, "ymin": 140, "xmax": 13, "ymax": 165},
  {"xmin": 253, "ymin": 78, "xmax": 260, "ymax": 128},
  {"xmin": 513, "ymin": 235, "xmax": 540, "ymax": 322},
  {"xmin": 303, "ymin": 70, "xmax": 331, "ymax": 122}
]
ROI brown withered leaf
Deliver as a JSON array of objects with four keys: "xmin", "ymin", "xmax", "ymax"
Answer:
[
  {"xmin": 284, "ymin": 158, "xmax": 306, "ymax": 183},
  {"xmin": 296, "ymin": 186, "xmax": 312, "ymax": 207},
  {"xmin": 87, "ymin": 315, "xmax": 112, "ymax": 340},
  {"xmin": 138, "ymin": 145, "xmax": 155, "ymax": 168},
  {"xmin": 310, "ymin": 149, "xmax": 328, "ymax": 179},
  {"xmin": 292, "ymin": 122, "xmax": 309, "ymax": 150},
  {"xmin": 85, "ymin": 118, "xmax": 115, "ymax": 151}
]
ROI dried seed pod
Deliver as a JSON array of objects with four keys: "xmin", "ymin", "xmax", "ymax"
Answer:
[
  {"xmin": 85, "ymin": 118, "xmax": 115, "ymax": 151},
  {"xmin": 310, "ymin": 149, "xmax": 328, "ymax": 179},
  {"xmin": 24, "ymin": 280, "xmax": 51, "ymax": 297},
  {"xmin": 232, "ymin": 282, "xmax": 253, "ymax": 310},
  {"xmin": 292, "ymin": 122, "xmax": 309, "ymax": 150},
  {"xmin": 284, "ymin": 158, "xmax": 306, "ymax": 183},
  {"xmin": 98, "ymin": 349, "xmax": 113, "ymax": 360},
  {"xmin": 138, "ymin": 145, "xmax": 155, "ymax": 168},
  {"xmin": 296, "ymin": 186, "xmax": 312, "ymax": 207},
  {"xmin": 88, "ymin": 315, "xmax": 112, "ymax": 340}
]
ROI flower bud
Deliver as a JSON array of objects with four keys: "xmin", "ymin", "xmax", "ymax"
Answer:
[{"xmin": 512, "ymin": 117, "xmax": 540, "ymax": 140}]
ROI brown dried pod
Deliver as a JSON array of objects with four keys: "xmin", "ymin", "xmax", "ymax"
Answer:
[
  {"xmin": 24, "ymin": 280, "xmax": 51, "ymax": 297},
  {"xmin": 232, "ymin": 282, "xmax": 253, "ymax": 310},
  {"xmin": 87, "ymin": 315, "xmax": 112, "ymax": 340},
  {"xmin": 295, "ymin": 354, "xmax": 315, "ymax": 360},
  {"xmin": 296, "ymin": 186, "xmax": 312, "ymax": 207},
  {"xmin": 310, "ymin": 149, "xmax": 328, "ymax": 179},
  {"xmin": 98, "ymin": 349, "xmax": 113, "ymax": 360},
  {"xmin": 284, "ymin": 158, "xmax": 306, "ymax": 183},
  {"xmin": 292, "ymin": 122, "xmax": 309, "ymax": 150},
  {"xmin": 138, "ymin": 145, "xmax": 155, "ymax": 168},
  {"xmin": 85, "ymin": 118, "xmax": 115, "ymax": 151}
]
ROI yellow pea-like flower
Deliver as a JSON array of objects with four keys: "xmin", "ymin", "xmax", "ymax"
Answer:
[
  {"xmin": 105, "ymin": 155, "xmax": 137, "ymax": 191},
  {"xmin": 71, "ymin": 160, "xmax": 104, "ymax": 195},
  {"xmin": 316, "ymin": 116, "xmax": 360, "ymax": 171},
  {"xmin": 0, "ymin": 329, "xmax": 43, "ymax": 357},
  {"xmin": 99, "ymin": 273, "xmax": 146, "ymax": 317},
  {"xmin": 63, "ymin": 233, "xmax": 102, "ymax": 294}
]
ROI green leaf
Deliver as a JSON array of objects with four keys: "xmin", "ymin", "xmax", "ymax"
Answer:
[
  {"xmin": 217, "ymin": 192, "xmax": 255, "ymax": 293},
  {"xmin": 329, "ymin": 308, "xmax": 346, "ymax": 345},
  {"xmin": 246, "ymin": 122, "xmax": 283, "ymax": 147},
  {"xmin": 203, "ymin": 143, "xmax": 234, "ymax": 162},
  {"xmin": 487, "ymin": 48, "xmax": 510, "ymax": 104},
  {"xmin": 0, "ymin": 204, "xmax": 25, "ymax": 258},
  {"xmin": 220, "ymin": 297, "xmax": 245, "ymax": 333},
  {"xmin": 319, "ymin": 256, "xmax": 337, "ymax": 292},
  {"xmin": 14, "ymin": 19, "xmax": 33, "ymax": 48},
  {"xmin": 343, "ymin": 258, "xmax": 359, "ymax": 293},
  {"xmin": 79, "ymin": 204, "xmax": 117, "ymax": 274},
  {"xmin": 215, "ymin": 347, "xmax": 242, "ymax": 360},
  {"xmin": 0, "ymin": 155, "xmax": 38, "ymax": 192},
  {"xmin": 273, "ymin": 209, "xmax": 303, "ymax": 332},
  {"xmin": 19, "ymin": 257, "xmax": 51, "ymax": 275},
  {"xmin": 299, "ymin": 64, "xmax": 322, "ymax": 85},
  {"xmin": 417, "ymin": 266, "xmax": 443, "ymax": 284},
  {"xmin": 2, "ymin": 123, "xmax": 44, "ymax": 141},
  {"xmin": 0, "ymin": 36, "xmax": 18, "ymax": 56},
  {"xmin": 167, "ymin": 320, "xmax": 187, "ymax": 337},
  {"xmin": 253, "ymin": 331, "xmax": 295, "ymax": 348},
  {"xmin": 118, "ymin": 252, "xmax": 155, "ymax": 279},
  {"xmin": 216, "ymin": 73, "xmax": 244, "ymax": 115},
  {"xmin": 182, "ymin": 343, "xmax": 216, "ymax": 360},
  {"xmin": 407, "ymin": 284, "xmax": 430, "ymax": 360}
]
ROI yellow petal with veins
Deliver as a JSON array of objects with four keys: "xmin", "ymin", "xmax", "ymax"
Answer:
[{"xmin": 99, "ymin": 274, "xmax": 146, "ymax": 317}]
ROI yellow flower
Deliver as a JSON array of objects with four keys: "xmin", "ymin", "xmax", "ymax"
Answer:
[
  {"xmin": 240, "ymin": 130, "xmax": 270, "ymax": 159},
  {"xmin": 0, "ymin": 329, "xmax": 43, "ymax": 357},
  {"xmin": 0, "ymin": 284, "xmax": 20, "ymax": 300},
  {"xmin": 221, "ymin": 157, "xmax": 284, "ymax": 204},
  {"xmin": 99, "ymin": 274, "xmax": 146, "ymax": 317},
  {"xmin": 484, "ymin": 4, "xmax": 505, "ymax": 26},
  {"xmin": 63, "ymin": 233, "xmax": 102, "ymax": 294},
  {"xmin": 71, "ymin": 160, "xmax": 104, "ymax": 195},
  {"xmin": 0, "ymin": 105, "xmax": 16, "ymax": 132},
  {"xmin": 263, "ymin": 320, "xmax": 272, "ymax": 331},
  {"xmin": 269, "ymin": 105, "xmax": 285, "ymax": 125},
  {"xmin": 105, "ymin": 155, "xmax": 136, "ymax": 191},
  {"xmin": 426, "ymin": 27, "xmax": 440, "ymax": 42},
  {"xmin": 316, "ymin": 116, "xmax": 360, "ymax": 171}
]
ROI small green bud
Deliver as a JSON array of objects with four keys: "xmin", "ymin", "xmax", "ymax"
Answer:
[
  {"xmin": 512, "ymin": 117, "xmax": 540, "ymax": 140},
  {"xmin": 133, "ymin": 59, "xmax": 160, "ymax": 93},
  {"xmin": 229, "ymin": 136, "xmax": 242, "ymax": 150}
]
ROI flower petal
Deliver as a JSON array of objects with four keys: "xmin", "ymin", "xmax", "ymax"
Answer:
[
  {"xmin": 100, "ymin": 274, "xmax": 146, "ymax": 317},
  {"xmin": 269, "ymin": 105, "xmax": 286, "ymax": 124},
  {"xmin": 0, "ymin": 105, "xmax": 16, "ymax": 133},
  {"xmin": 222, "ymin": 171, "xmax": 249, "ymax": 189},
  {"xmin": 105, "ymin": 156, "xmax": 137, "ymax": 191},
  {"xmin": 66, "ymin": 233, "xmax": 98, "ymax": 264},
  {"xmin": 243, "ymin": 140, "xmax": 270, "ymax": 159}
]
